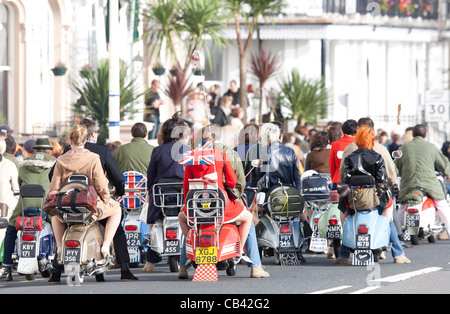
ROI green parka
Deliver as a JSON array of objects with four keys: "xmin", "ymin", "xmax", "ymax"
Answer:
[
  {"xmin": 114, "ymin": 137, "xmax": 154, "ymax": 175},
  {"xmin": 396, "ymin": 136, "xmax": 450, "ymax": 202},
  {"xmin": 8, "ymin": 152, "xmax": 56, "ymax": 226}
]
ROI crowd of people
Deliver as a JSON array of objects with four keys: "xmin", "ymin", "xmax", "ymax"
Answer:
[
  {"xmin": 1, "ymin": 111, "xmax": 450, "ymax": 282},
  {"xmin": 144, "ymin": 79, "xmax": 258, "ymax": 143}
]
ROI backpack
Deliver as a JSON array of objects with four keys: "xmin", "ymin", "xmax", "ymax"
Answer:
[{"xmin": 266, "ymin": 183, "xmax": 304, "ymax": 217}]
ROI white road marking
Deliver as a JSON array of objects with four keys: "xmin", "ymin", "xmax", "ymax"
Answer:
[
  {"xmin": 308, "ymin": 285, "xmax": 352, "ymax": 294},
  {"xmin": 369, "ymin": 267, "xmax": 442, "ymax": 283},
  {"xmin": 309, "ymin": 267, "xmax": 443, "ymax": 294},
  {"xmin": 350, "ymin": 286, "xmax": 383, "ymax": 294}
]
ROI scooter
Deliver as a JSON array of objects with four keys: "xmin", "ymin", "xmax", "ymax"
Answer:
[
  {"xmin": 55, "ymin": 175, "xmax": 112, "ymax": 284},
  {"xmin": 14, "ymin": 184, "xmax": 55, "ymax": 280},
  {"xmin": 402, "ymin": 187, "xmax": 445, "ymax": 245},
  {"xmin": 254, "ymin": 183, "xmax": 305, "ymax": 266},
  {"xmin": 301, "ymin": 172, "xmax": 342, "ymax": 258},
  {"xmin": 116, "ymin": 171, "xmax": 151, "ymax": 267},
  {"xmin": 392, "ymin": 150, "xmax": 446, "ymax": 245},
  {"xmin": 185, "ymin": 185, "xmax": 241, "ymax": 277},
  {"xmin": 149, "ymin": 177, "xmax": 184, "ymax": 272},
  {"xmin": 341, "ymin": 175, "xmax": 390, "ymax": 266}
]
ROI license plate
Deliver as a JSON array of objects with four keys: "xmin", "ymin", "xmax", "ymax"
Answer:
[
  {"xmin": 311, "ymin": 224, "xmax": 319, "ymax": 238},
  {"xmin": 203, "ymin": 203, "xmax": 210, "ymax": 208},
  {"xmin": 327, "ymin": 225, "xmax": 341, "ymax": 239},
  {"xmin": 352, "ymin": 249, "xmax": 374, "ymax": 266},
  {"xmin": 406, "ymin": 214, "xmax": 420, "ymax": 227},
  {"xmin": 356, "ymin": 234, "xmax": 371, "ymax": 249},
  {"xmin": 195, "ymin": 247, "xmax": 217, "ymax": 264},
  {"xmin": 279, "ymin": 234, "xmax": 293, "ymax": 248},
  {"xmin": 64, "ymin": 248, "xmax": 81, "ymax": 265},
  {"xmin": 21, "ymin": 242, "xmax": 36, "ymax": 258},
  {"xmin": 309, "ymin": 237, "xmax": 327, "ymax": 252},
  {"xmin": 125, "ymin": 232, "xmax": 141, "ymax": 247},
  {"xmin": 163, "ymin": 240, "xmax": 180, "ymax": 255}
]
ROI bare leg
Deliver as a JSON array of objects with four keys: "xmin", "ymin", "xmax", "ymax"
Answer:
[
  {"xmin": 236, "ymin": 210, "xmax": 253, "ymax": 255},
  {"xmin": 178, "ymin": 211, "xmax": 190, "ymax": 238},
  {"xmin": 51, "ymin": 216, "xmax": 65, "ymax": 249},
  {"xmin": 101, "ymin": 201, "xmax": 122, "ymax": 256}
]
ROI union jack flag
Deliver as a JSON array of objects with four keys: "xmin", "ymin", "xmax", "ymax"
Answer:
[
  {"xmin": 178, "ymin": 141, "xmax": 215, "ymax": 166},
  {"xmin": 116, "ymin": 171, "xmax": 148, "ymax": 210}
]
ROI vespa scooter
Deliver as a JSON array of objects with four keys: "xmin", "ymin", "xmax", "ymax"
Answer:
[
  {"xmin": 14, "ymin": 184, "xmax": 55, "ymax": 280},
  {"xmin": 255, "ymin": 182, "xmax": 305, "ymax": 266},
  {"xmin": 149, "ymin": 177, "xmax": 184, "ymax": 272},
  {"xmin": 341, "ymin": 175, "xmax": 390, "ymax": 266},
  {"xmin": 53, "ymin": 175, "xmax": 112, "ymax": 284},
  {"xmin": 116, "ymin": 171, "xmax": 151, "ymax": 267},
  {"xmin": 392, "ymin": 150, "xmax": 446, "ymax": 245},
  {"xmin": 185, "ymin": 185, "xmax": 241, "ymax": 277}
]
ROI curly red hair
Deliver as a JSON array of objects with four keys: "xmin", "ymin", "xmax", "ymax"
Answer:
[{"xmin": 355, "ymin": 125, "xmax": 375, "ymax": 149}]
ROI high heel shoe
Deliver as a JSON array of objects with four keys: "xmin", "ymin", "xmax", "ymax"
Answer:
[{"xmin": 100, "ymin": 246, "xmax": 113, "ymax": 264}]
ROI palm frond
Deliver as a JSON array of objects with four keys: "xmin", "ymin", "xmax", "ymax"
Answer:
[
  {"xmin": 164, "ymin": 66, "xmax": 195, "ymax": 108},
  {"xmin": 72, "ymin": 59, "xmax": 142, "ymax": 143},
  {"xmin": 278, "ymin": 69, "xmax": 329, "ymax": 125},
  {"xmin": 249, "ymin": 49, "xmax": 281, "ymax": 88}
]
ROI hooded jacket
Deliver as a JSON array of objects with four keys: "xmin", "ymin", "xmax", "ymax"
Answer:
[
  {"xmin": 8, "ymin": 152, "xmax": 56, "ymax": 226},
  {"xmin": 49, "ymin": 150, "xmax": 113, "ymax": 216}
]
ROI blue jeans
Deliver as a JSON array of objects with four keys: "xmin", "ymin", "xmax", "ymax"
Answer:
[
  {"xmin": 2, "ymin": 226, "xmax": 18, "ymax": 267},
  {"xmin": 179, "ymin": 221, "xmax": 261, "ymax": 268},
  {"xmin": 147, "ymin": 114, "xmax": 160, "ymax": 140}
]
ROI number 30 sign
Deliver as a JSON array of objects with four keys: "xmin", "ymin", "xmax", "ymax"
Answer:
[{"xmin": 425, "ymin": 90, "xmax": 449, "ymax": 123}]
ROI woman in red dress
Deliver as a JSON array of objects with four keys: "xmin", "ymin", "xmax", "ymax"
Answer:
[{"xmin": 178, "ymin": 139, "xmax": 252, "ymax": 256}]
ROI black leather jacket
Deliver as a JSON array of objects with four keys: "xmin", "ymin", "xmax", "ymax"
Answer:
[
  {"xmin": 246, "ymin": 143, "xmax": 302, "ymax": 192},
  {"xmin": 342, "ymin": 148, "xmax": 387, "ymax": 185}
]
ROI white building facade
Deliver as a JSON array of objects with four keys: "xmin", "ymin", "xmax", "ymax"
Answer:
[{"xmin": 0, "ymin": 0, "xmax": 449, "ymax": 144}]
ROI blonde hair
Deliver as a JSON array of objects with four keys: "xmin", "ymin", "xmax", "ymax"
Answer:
[
  {"xmin": 68, "ymin": 124, "xmax": 88, "ymax": 146},
  {"xmin": 49, "ymin": 140, "xmax": 63, "ymax": 156}
]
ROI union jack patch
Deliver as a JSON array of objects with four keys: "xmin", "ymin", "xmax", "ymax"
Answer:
[
  {"xmin": 116, "ymin": 171, "xmax": 148, "ymax": 210},
  {"xmin": 178, "ymin": 141, "xmax": 215, "ymax": 166}
]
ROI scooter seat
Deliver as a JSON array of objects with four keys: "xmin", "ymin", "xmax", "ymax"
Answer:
[
  {"xmin": 349, "ymin": 175, "xmax": 375, "ymax": 188},
  {"xmin": 23, "ymin": 207, "xmax": 42, "ymax": 217}
]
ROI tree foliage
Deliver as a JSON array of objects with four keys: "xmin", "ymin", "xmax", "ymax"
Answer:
[
  {"xmin": 72, "ymin": 59, "xmax": 141, "ymax": 143},
  {"xmin": 278, "ymin": 69, "xmax": 329, "ymax": 125}
]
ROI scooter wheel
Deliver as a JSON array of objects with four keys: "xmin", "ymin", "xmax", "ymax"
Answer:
[
  {"xmin": 410, "ymin": 235, "xmax": 420, "ymax": 245},
  {"xmin": 95, "ymin": 273, "xmax": 105, "ymax": 282},
  {"xmin": 226, "ymin": 265, "xmax": 236, "ymax": 276}
]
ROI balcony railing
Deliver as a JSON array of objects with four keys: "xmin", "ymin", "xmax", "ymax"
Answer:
[
  {"xmin": 355, "ymin": 0, "xmax": 438, "ymax": 19},
  {"xmin": 282, "ymin": 0, "xmax": 447, "ymax": 20}
]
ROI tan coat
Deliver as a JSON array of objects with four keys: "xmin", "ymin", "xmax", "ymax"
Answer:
[{"xmin": 49, "ymin": 149, "xmax": 119, "ymax": 220}]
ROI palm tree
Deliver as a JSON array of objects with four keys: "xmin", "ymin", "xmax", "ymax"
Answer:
[
  {"xmin": 225, "ymin": 0, "xmax": 285, "ymax": 122},
  {"xmin": 249, "ymin": 48, "xmax": 281, "ymax": 123},
  {"xmin": 278, "ymin": 69, "xmax": 329, "ymax": 125},
  {"xmin": 141, "ymin": 0, "xmax": 179, "ymax": 65},
  {"xmin": 72, "ymin": 59, "xmax": 141, "ymax": 143},
  {"xmin": 164, "ymin": 65, "xmax": 195, "ymax": 116},
  {"xmin": 142, "ymin": 0, "xmax": 229, "ymax": 73}
]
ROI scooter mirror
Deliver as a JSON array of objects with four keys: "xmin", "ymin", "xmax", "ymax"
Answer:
[
  {"xmin": 392, "ymin": 150, "xmax": 402, "ymax": 159},
  {"xmin": 251, "ymin": 159, "xmax": 263, "ymax": 168}
]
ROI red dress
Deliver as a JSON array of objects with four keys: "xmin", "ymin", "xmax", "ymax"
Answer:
[{"xmin": 183, "ymin": 149, "xmax": 245, "ymax": 223}]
